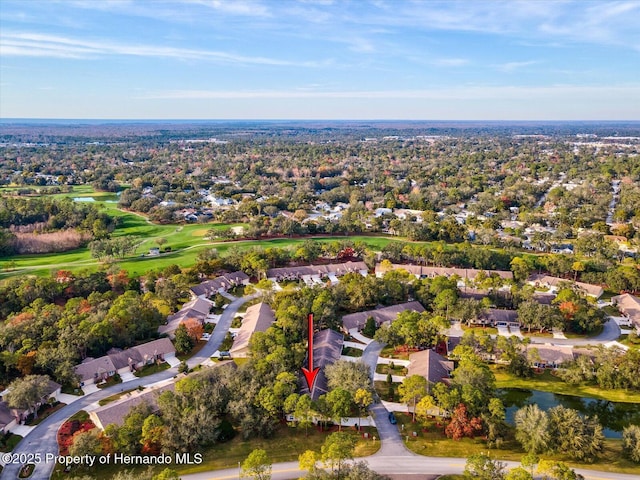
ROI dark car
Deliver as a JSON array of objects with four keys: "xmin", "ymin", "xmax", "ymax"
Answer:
[{"xmin": 388, "ymin": 412, "xmax": 397, "ymax": 424}]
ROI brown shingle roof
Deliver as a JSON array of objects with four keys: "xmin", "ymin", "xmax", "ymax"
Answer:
[
  {"xmin": 75, "ymin": 356, "xmax": 117, "ymax": 382},
  {"xmin": 407, "ymin": 350, "xmax": 454, "ymax": 384}
]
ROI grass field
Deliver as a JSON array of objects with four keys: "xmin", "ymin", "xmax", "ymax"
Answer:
[
  {"xmin": 51, "ymin": 424, "xmax": 379, "ymax": 480},
  {"xmin": 396, "ymin": 412, "xmax": 640, "ymax": 475},
  {"xmin": 0, "ymin": 185, "xmax": 410, "ymax": 278},
  {"xmin": 492, "ymin": 366, "xmax": 640, "ymax": 403}
]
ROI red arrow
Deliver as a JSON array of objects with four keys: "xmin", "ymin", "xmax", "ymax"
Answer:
[{"xmin": 301, "ymin": 313, "xmax": 320, "ymax": 392}]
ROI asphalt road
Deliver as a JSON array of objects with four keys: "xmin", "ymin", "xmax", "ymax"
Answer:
[
  {"xmin": 180, "ymin": 457, "xmax": 640, "ymax": 480},
  {"xmin": 0, "ymin": 293, "xmax": 258, "ymax": 480}
]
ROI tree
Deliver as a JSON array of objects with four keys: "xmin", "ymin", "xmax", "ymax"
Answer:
[
  {"xmin": 4, "ymin": 374, "xmax": 52, "ymax": 418},
  {"xmin": 324, "ymin": 360, "xmax": 372, "ymax": 397},
  {"xmin": 152, "ymin": 469, "xmax": 181, "ymax": 480},
  {"xmin": 362, "ymin": 316, "xmax": 378, "ymax": 338},
  {"xmin": 463, "ymin": 453, "xmax": 506, "ymax": 480},
  {"xmin": 505, "ymin": 467, "xmax": 533, "ymax": 480},
  {"xmin": 321, "ymin": 432, "xmax": 356, "ymax": 477},
  {"xmin": 242, "ymin": 449, "xmax": 272, "ymax": 480},
  {"xmin": 183, "ymin": 318, "xmax": 204, "ymax": 343},
  {"xmin": 520, "ymin": 452, "xmax": 539, "ymax": 477},
  {"xmin": 325, "ymin": 388, "xmax": 353, "ymax": 431},
  {"xmin": 445, "ymin": 403, "xmax": 483, "ymax": 440},
  {"xmin": 69, "ymin": 429, "xmax": 104, "ymax": 457},
  {"xmin": 537, "ymin": 460, "xmax": 584, "ymax": 480},
  {"xmin": 174, "ymin": 323, "xmax": 195, "ymax": 354},
  {"xmin": 622, "ymin": 425, "xmax": 640, "ymax": 463},
  {"xmin": 548, "ymin": 405, "xmax": 604, "ymax": 462},
  {"xmin": 398, "ymin": 375, "xmax": 427, "ymax": 421},
  {"xmin": 354, "ymin": 388, "xmax": 373, "ymax": 431},
  {"xmin": 514, "ymin": 405, "xmax": 550, "ymax": 454}
]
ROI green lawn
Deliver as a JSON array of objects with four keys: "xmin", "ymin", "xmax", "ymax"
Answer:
[
  {"xmin": 0, "ymin": 433, "xmax": 23, "ymax": 453},
  {"xmin": 133, "ymin": 362, "xmax": 170, "ymax": 378},
  {"xmin": 375, "ymin": 363, "xmax": 407, "ymax": 375},
  {"xmin": 98, "ymin": 388, "xmax": 141, "ymax": 406},
  {"xmin": 53, "ymin": 424, "xmax": 379, "ymax": 480},
  {"xmin": 397, "ymin": 413, "xmax": 640, "ymax": 475},
  {"xmin": 492, "ymin": 366, "xmax": 640, "ymax": 403}
]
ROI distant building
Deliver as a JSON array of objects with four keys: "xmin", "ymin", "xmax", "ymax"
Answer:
[
  {"xmin": 375, "ymin": 263, "xmax": 513, "ymax": 283},
  {"xmin": 190, "ymin": 271, "xmax": 250, "ymax": 298},
  {"xmin": 230, "ymin": 303, "xmax": 276, "ymax": 358},
  {"xmin": 266, "ymin": 261, "xmax": 368, "ymax": 284}
]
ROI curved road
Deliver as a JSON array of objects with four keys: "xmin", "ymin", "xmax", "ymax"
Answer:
[{"xmin": 0, "ymin": 293, "xmax": 259, "ymax": 480}]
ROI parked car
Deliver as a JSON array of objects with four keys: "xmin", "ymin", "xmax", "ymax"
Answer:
[{"xmin": 388, "ymin": 412, "xmax": 397, "ymax": 424}]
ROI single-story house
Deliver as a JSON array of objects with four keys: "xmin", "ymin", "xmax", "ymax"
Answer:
[
  {"xmin": 342, "ymin": 301, "xmax": 426, "ymax": 331},
  {"xmin": 266, "ymin": 261, "xmax": 368, "ymax": 283},
  {"xmin": 374, "ymin": 263, "xmax": 513, "ymax": 283},
  {"xmin": 484, "ymin": 309, "xmax": 519, "ymax": 327},
  {"xmin": 90, "ymin": 381, "xmax": 175, "ymax": 431},
  {"xmin": 160, "ymin": 296, "xmax": 214, "ymax": 337},
  {"xmin": 75, "ymin": 338, "xmax": 176, "ymax": 386},
  {"xmin": 0, "ymin": 379, "xmax": 61, "ymax": 433},
  {"xmin": 407, "ymin": 350, "xmax": 454, "ymax": 385},
  {"xmin": 230, "ymin": 302, "xmax": 276, "ymax": 357},
  {"xmin": 526, "ymin": 344, "xmax": 574, "ymax": 369},
  {"xmin": 612, "ymin": 293, "xmax": 640, "ymax": 332},
  {"xmin": 190, "ymin": 271, "xmax": 250, "ymax": 298},
  {"xmin": 527, "ymin": 274, "xmax": 604, "ymax": 299},
  {"xmin": 299, "ymin": 329, "xmax": 344, "ymax": 400}
]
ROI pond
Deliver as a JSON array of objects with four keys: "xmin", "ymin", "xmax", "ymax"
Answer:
[
  {"xmin": 498, "ymin": 388, "xmax": 640, "ymax": 438},
  {"xmin": 72, "ymin": 197, "xmax": 118, "ymax": 203}
]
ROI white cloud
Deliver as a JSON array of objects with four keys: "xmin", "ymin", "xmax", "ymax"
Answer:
[
  {"xmin": 0, "ymin": 32, "xmax": 329, "ymax": 66},
  {"xmin": 495, "ymin": 60, "xmax": 539, "ymax": 73}
]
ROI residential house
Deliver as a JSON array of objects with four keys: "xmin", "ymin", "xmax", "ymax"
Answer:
[
  {"xmin": 526, "ymin": 344, "xmax": 574, "ymax": 369},
  {"xmin": 230, "ymin": 303, "xmax": 276, "ymax": 357},
  {"xmin": 299, "ymin": 329, "xmax": 344, "ymax": 401},
  {"xmin": 341, "ymin": 301, "xmax": 426, "ymax": 332},
  {"xmin": 160, "ymin": 296, "xmax": 214, "ymax": 337},
  {"xmin": 612, "ymin": 293, "xmax": 640, "ymax": 332},
  {"xmin": 90, "ymin": 381, "xmax": 175, "ymax": 431},
  {"xmin": 485, "ymin": 309, "xmax": 519, "ymax": 327},
  {"xmin": 527, "ymin": 274, "xmax": 604, "ymax": 299},
  {"xmin": 74, "ymin": 338, "xmax": 176, "ymax": 386},
  {"xmin": 407, "ymin": 350, "xmax": 454, "ymax": 385},
  {"xmin": 0, "ymin": 379, "xmax": 61, "ymax": 432},
  {"xmin": 374, "ymin": 263, "xmax": 513, "ymax": 285},
  {"xmin": 190, "ymin": 271, "xmax": 250, "ymax": 298},
  {"xmin": 266, "ymin": 261, "xmax": 368, "ymax": 284}
]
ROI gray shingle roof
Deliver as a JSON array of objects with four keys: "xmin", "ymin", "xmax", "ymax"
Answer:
[
  {"xmin": 267, "ymin": 261, "xmax": 368, "ymax": 280},
  {"xmin": 342, "ymin": 301, "xmax": 425, "ymax": 331},
  {"xmin": 299, "ymin": 329, "xmax": 344, "ymax": 400}
]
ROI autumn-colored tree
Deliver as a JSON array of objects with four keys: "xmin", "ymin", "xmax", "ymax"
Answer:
[
  {"xmin": 107, "ymin": 269, "xmax": 130, "ymax": 292},
  {"xmin": 16, "ymin": 351, "xmax": 37, "ymax": 375},
  {"xmin": 445, "ymin": 403, "xmax": 483, "ymax": 440},
  {"xmin": 183, "ymin": 318, "xmax": 204, "ymax": 342},
  {"xmin": 558, "ymin": 301, "xmax": 578, "ymax": 321}
]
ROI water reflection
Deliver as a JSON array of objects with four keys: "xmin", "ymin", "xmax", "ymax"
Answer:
[{"xmin": 498, "ymin": 389, "xmax": 640, "ymax": 438}]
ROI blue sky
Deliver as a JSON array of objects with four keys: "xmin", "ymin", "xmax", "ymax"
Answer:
[{"xmin": 1, "ymin": 0, "xmax": 638, "ymax": 120}]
